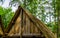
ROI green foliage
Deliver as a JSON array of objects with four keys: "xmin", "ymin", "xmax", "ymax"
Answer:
[
  {"xmin": 0, "ymin": 6, "xmax": 14, "ymax": 28},
  {"xmin": 46, "ymin": 22, "xmax": 58, "ymax": 33}
]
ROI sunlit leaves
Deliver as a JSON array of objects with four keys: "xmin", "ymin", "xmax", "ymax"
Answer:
[
  {"xmin": 0, "ymin": 6, "xmax": 4, "ymax": 15},
  {"xmin": 0, "ymin": 6, "xmax": 14, "ymax": 28}
]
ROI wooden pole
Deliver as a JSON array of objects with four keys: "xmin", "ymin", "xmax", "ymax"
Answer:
[
  {"xmin": 20, "ymin": 9, "xmax": 23, "ymax": 38},
  {"xmin": 0, "ymin": 15, "xmax": 5, "ymax": 36}
]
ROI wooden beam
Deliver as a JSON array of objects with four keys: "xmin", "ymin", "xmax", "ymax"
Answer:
[
  {"xmin": 0, "ymin": 15, "xmax": 4, "ymax": 35},
  {"xmin": 23, "ymin": 11, "xmax": 26, "ymax": 34},
  {"xmin": 2, "ymin": 34, "xmax": 45, "ymax": 38},
  {"xmin": 5, "ymin": 6, "xmax": 22, "ymax": 34},
  {"xmin": 20, "ymin": 8, "xmax": 24, "ymax": 38}
]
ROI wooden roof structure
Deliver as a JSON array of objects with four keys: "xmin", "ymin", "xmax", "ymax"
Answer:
[{"xmin": 0, "ymin": 6, "xmax": 56, "ymax": 38}]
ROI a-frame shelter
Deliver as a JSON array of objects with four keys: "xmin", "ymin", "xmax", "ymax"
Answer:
[{"xmin": 0, "ymin": 6, "xmax": 56, "ymax": 38}]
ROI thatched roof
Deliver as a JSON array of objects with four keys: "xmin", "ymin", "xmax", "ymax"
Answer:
[{"xmin": 3, "ymin": 6, "xmax": 56, "ymax": 38}]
